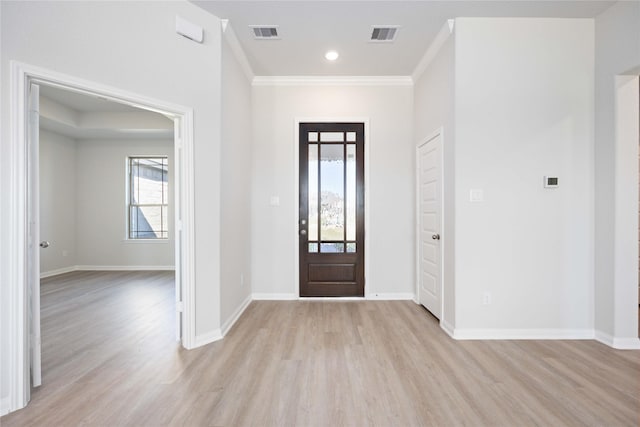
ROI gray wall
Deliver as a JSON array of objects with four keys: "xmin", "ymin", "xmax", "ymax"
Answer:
[{"xmin": 220, "ymin": 34, "xmax": 253, "ymax": 326}]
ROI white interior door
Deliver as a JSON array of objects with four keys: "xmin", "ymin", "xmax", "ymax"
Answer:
[
  {"xmin": 417, "ymin": 134, "xmax": 442, "ymax": 319},
  {"xmin": 28, "ymin": 82, "xmax": 42, "ymax": 387}
]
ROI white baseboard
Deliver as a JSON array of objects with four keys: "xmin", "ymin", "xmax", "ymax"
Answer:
[
  {"xmin": 194, "ymin": 329, "xmax": 223, "ymax": 348},
  {"xmin": 76, "ymin": 265, "xmax": 175, "ymax": 271},
  {"xmin": 595, "ymin": 330, "xmax": 640, "ymax": 349},
  {"xmin": 366, "ymin": 293, "xmax": 415, "ymax": 300},
  {"xmin": 440, "ymin": 320, "xmax": 455, "ymax": 338},
  {"xmin": 1, "ymin": 395, "xmax": 11, "ymax": 416},
  {"xmin": 40, "ymin": 265, "xmax": 78, "ymax": 278},
  {"xmin": 41, "ymin": 265, "xmax": 176, "ymax": 278},
  {"xmin": 451, "ymin": 328, "xmax": 595, "ymax": 340},
  {"xmin": 252, "ymin": 293, "xmax": 297, "ymax": 300},
  {"xmin": 221, "ymin": 294, "xmax": 252, "ymax": 336},
  {"xmin": 251, "ymin": 293, "xmax": 416, "ymax": 301}
]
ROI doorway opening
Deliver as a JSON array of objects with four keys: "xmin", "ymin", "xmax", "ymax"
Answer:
[
  {"xmin": 35, "ymin": 82, "xmax": 178, "ymax": 387},
  {"xmin": 7, "ymin": 62, "xmax": 196, "ymax": 412}
]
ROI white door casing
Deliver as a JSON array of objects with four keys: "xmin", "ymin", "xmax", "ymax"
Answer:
[
  {"xmin": 28, "ymin": 82, "xmax": 42, "ymax": 388},
  {"xmin": 417, "ymin": 133, "xmax": 442, "ymax": 318}
]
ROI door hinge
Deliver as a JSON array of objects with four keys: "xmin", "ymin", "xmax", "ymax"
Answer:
[{"xmin": 176, "ymin": 301, "xmax": 184, "ymax": 312}]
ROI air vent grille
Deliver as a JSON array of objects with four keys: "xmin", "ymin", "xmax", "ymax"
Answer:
[
  {"xmin": 251, "ymin": 26, "xmax": 279, "ymax": 39},
  {"xmin": 370, "ymin": 26, "xmax": 400, "ymax": 42}
]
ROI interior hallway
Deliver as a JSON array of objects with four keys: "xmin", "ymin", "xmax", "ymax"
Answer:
[{"xmin": 2, "ymin": 271, "xmax": 639, "ymax": 426}]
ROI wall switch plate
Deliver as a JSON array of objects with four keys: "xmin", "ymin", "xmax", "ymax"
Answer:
[
  {"xmin": 470, "ymin": 189, "xmax": 484, "ymax": 202},
  {"xmin": 483, "ymin": 292, "xmax": 492, "ymax": 305},
  {"xmin": 544, "ymin": 176, "xmax": 559, "ymax": 188},
  {"xmin": 269, "ymin": 196, "xmax": 280, "ymax": 206}
]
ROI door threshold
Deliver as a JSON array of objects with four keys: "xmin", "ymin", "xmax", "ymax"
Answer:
[{"xmin": 298, "ymin": 297, "xmax": 366, "ymax": 301}]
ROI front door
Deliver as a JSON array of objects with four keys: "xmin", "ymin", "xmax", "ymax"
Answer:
[{"xmin": 299, "ymin": 123, "xmax": 364, "ymax": 297}]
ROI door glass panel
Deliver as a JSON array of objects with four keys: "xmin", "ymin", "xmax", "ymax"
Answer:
[
  {"xmin": 320, "ymin": 132, "xmax": 344, "ymax": 142},
  {"xmin": 321, "ymin": 243, "xmax": 344, "ymax": 253},
  {"xmin": 346, "ymin": 132, "xmax": 356, "ymax": 142},
  {"xmin": 308, "ymin": 242, "xmax": 318, "ymax": 253},
  {"xmin": 346, "ymin": 242, "xmax": 356, "ymax": 253},
  {"xmin": 346, "ymin": 144, "xmax": 356, "ymax": 241},
  {"xmin": 320, "ymin": 144, "xmax": 344, "ymax": 241},
  {"xmin": 308, "ymin": 132, "xmax": 318, "ymax": 142},
  {"xmin": 308, "ymin": 144, "xmax": 318, "ymax": 241}
]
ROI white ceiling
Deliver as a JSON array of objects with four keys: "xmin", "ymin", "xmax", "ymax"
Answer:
[
  {"xmin": 192, "ymin": 0, "xmax": 615, "ymax": 76},
  {"xmin": 40, "ymin": 85, "xmax": 142, "ymax": 113},
  {"xmin": 39, "ymin": 85, "xmax": 174, "ymax": 140}
]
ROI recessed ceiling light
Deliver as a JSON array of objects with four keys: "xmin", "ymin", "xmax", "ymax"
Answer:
[{"xmin": 325, "ymin": 50, "xmax": 339, "ymax": 61}]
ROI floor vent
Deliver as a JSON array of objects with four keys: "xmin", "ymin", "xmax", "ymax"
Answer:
[
  {"xmin": 370, "ymin": 26, "xmax": 400, "ymax": 42},
  {"xmin": 251, "ymin": 26, "xmax": 279, "ymax": 39}
]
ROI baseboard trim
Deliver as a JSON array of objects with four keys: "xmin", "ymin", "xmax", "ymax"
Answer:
[
  {"xmin": 252, "ymin": 293, "xmax": 297, "ymax": 300},
  {"xmin": 76, "ymin": 265, "xmax": 175, "ymax": 271},
  {"xmin": 440, "ymin": 320, "xmax": 455, "ymax": 338},
  {"xmin": 40, "ymin": 265, "xmax": 78, "ymax": 278},
  {"xmin": 595, "ymin": 330, "xmax": 640, "ymax": 349},
  {"xmin": 221, "ymin": 294, "xmax": 252, "ymax": 337},
  {"xmin": 366, "ymin": 293, "xmax": 415, "ymax": 300},
  {"xmin": 1, "ymin": 395, "xmax": 11, "ymax": 416},
  {"xmin": 251, "ymin": 293, "xmax": 416, "ymax": 301},
  {"xmin": 41, "ymin": 265, "xmax": 176, "ymax": 278},
  {"xmin": 193, "ymin": 329, "xmax": 223, "ymax": 348},
  {"xmin": 451, "ymin": 328, "xmax": 595, "ymax": 341}
]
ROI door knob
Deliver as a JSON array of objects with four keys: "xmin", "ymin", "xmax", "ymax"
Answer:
[
  {"xmin": 431, "ymin": 234, "xmax": 440, "ymax": 240},
  {"xmin": 40, "ymin": 241, "xmax": 50, "ymax": 248},
  {"xmin": 300, "ymin": 229, "xmax": 307, "ymax": 235}
]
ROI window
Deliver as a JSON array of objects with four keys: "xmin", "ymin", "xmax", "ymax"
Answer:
[{"xmin": 127, "ymin": 156, "xmax": 168, "ymax": 239}]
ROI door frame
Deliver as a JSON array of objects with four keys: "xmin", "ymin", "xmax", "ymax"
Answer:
[
  {"xmin": 293, "ymin": 118, "xmax": 370, "ymax": 298},
  {"xmin": 415, "ymin": 128, "xmax": 445, "ymax": 320},
  {"xmin": 6, "ymin": 61, "xmax": 197, "ymax": 412}
]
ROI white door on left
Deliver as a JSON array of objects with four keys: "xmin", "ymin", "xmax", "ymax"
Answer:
[{"xmin": 28, "ymin": 82, "xmax": 42, "ymax": 388}]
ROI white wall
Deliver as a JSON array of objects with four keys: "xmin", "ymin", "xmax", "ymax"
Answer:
[
  {"xmin": 75, "ymin": 139, "xmax": 174, "ymax": 268},
  {"xmin": 39, "ymin": 133, "xmax": 174, "ymax": 274},
  {"xmin": 594, "ymin": 1, "xmax": 640, "ymax": 343},
  {"xmin": 39, "ymin": 131, "xmax": 78, "ymax": 274},
  {"xmin": 220, "ymin": 34, "xmax": 253, "ymax": 326},
  {"xmin": 453, "ymin": 18, "xmax": 594, "ymax": 333},
  {"xmin": 251, "ymin": 83, "xmax": 414, "ymax": 298},
  {"xmin": 413, "ymin": 28, "xmax": 456, "ymax": 328},
  {"xmin": 1, "ymin": 0, "xmax": 224, "ymax": 404}
]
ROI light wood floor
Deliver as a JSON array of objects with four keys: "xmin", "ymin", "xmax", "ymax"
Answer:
[{"xmin": 2, "ymin": 271, "xmax": 639, "ymax": 426}]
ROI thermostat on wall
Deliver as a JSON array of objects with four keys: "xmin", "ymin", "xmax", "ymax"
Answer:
[{"xmin": 544, "ymin": 176, "xmax": 559, "ymax": 188}]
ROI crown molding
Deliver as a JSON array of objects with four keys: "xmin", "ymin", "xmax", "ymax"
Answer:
[
  {"xmin": 252, "ymin": 75, "xmax": 413, "ymax": 86},
  {"xmin": 411, "ymin": 19, "xmax": 455, "ymax": 82},
  {"xmin": 221, "ymin": 19, "xmax": 255, "ymax": 81}
]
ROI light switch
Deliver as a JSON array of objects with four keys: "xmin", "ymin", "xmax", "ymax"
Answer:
[
  {"xmin": 544, "ymin": 176, "xmax": 559, "ymax": 188},
  {"xmin": 269, "ymin": 196, "xmax": 280, "ymax": 206},
  {"xmin": 469, "ymin": 189, "xmax": 484, "ymax": 202}
]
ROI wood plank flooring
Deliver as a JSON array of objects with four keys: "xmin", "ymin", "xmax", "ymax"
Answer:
[{"xmin": 2, "ymin": 271, "xmax": 639, "ymax": 426}]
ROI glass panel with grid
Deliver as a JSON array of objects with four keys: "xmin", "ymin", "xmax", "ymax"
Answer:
[
  {"xmin": 306, "ymin": 134, "xmax": 358, "ymax": 253},
  {"xmin": 128, "ymin": 157, "xmax": 168, "ymax": 239}
]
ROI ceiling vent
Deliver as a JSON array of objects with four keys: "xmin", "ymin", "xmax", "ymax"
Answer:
[
  {"xmin": 250, "ymin": 25, "xmax": 280, "ymax": 39},
  {"xmin": 370, "ymin": 26, "xmax": 400, "ymax": 42}
]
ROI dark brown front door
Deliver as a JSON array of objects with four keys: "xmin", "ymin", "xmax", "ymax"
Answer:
[{"xmin": 299, "ymin": 122, "xmax": 365, "ymax": 297}]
